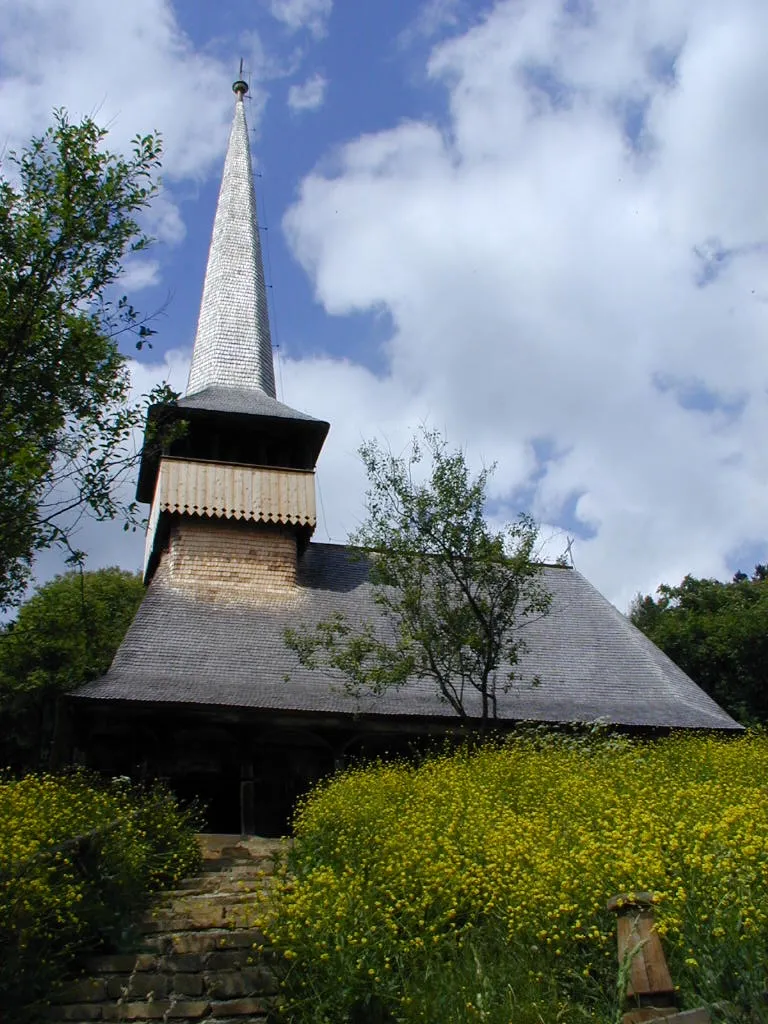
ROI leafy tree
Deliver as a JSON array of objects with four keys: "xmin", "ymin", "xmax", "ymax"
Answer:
[
  {"xmin": 0, "ymin": 110, "xmax": 175, "ymax": 610},
  {"xmin": 0, "ymin": 567, "xmax": 144, "ymax": 770},
  {"xmin": 286, "ymin": 429, "xmax": 552, "ymax": 729},
  {"xmin": 630, "ymin": 566, "xmax": 768, "ymax": 724}
]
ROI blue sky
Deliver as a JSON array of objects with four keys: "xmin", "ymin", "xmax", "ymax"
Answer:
[
  {"xmin": 1, "ymin": 0, "xmax": 768, "ymax": 610},
  {"xmin": 143, "ymin": 0, "xmax": 443, "ymax": 374}
]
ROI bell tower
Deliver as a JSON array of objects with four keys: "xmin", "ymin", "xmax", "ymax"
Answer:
[{"xmin": 136, "ymin": 78, "xmax": 329, "ymax": 599}]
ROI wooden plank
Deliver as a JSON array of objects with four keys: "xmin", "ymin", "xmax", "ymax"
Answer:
[
  {"xmin": 623, "ymin": 1008, "xmax": 678, "ymax": 1023},
  {"xmin": 155, "ymin": 460, "xmax": 317, "ymax": 528},
  {"xmin": 664, "ymin": 1011, "xmax": 713, "ymax": 1024},
  {"xmin": 624, "ymin": 1010, "xmax": 713, "ymax": 1024},
  {"xmin": 609, "ymin": 891, "xmax": 677, "ymax": 1021},
  {"xmin": 616, "ymin": 909, "xmax": 675, "ymax": 1001},
  {"xmin": 633, "ymin": 911, "xmax": 674, "ymax": 999}
]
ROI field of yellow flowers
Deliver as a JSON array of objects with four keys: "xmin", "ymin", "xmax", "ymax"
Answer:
[
  {"xmin": 262, "ymin": 731, "xmax": 768, "ymax": 1024},
  {"xmin": 0, "ymin": 771, "xmax": 202, "ymax": 1022}
]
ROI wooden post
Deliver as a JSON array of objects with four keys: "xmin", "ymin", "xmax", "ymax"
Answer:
[
  {"xmin": 48, "ymin": 696, "xmax": 73, "ymax": 771},
  {"xmin": 606, "ymin": 892, "xmax": 678, "ymax": 1024},
  {"xmin": 240, "ymin": 761, "xmax": 255, "ymax": 836}
]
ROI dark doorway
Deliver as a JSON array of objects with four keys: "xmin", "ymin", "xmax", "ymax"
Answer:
[
  {"xmin": 172, "ymin": 770, "xmax": 241, "ymax": 833},
  {"xmin": 252, "ymin": 731, "xmax": 335, "ymax": 836}
]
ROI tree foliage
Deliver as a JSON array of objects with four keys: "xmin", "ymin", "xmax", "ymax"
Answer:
[
  {"xmin": 630, "ymin": 566, "xmax": 768, "ymax": 724},
  {"xmin": 286, "ymin": 429, "xmax": 551, "ymax": 728},
  {"xmin": 0, "ymin": 110, "xmax": 175, "ymax": 609},
  {"xmin": 0, "ymin": 568, "xmax": 145, "ymax": 770}
]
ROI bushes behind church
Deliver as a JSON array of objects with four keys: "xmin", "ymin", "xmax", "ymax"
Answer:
[{"xmin": 0, "ymin": 771, "xmax": 202, "ymax": 1021}]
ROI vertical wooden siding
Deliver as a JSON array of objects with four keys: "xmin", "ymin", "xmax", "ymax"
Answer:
[
  {"xmin": 153, "ymin": 457, "xmax": 317, "ymax": 526},
  {"xmin": 143, "ymin": 457, "xmax": 316, "ymax": 578}
]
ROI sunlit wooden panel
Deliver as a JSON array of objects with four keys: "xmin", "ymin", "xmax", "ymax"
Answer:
[{"xmin": 153, "ymin": 457, "xmax": 316, "ymax": 526}]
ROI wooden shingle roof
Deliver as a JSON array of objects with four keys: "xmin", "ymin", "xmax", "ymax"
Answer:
[
  {"xmin": 186, "ymin": 88, "xmax": 275, "ymax": 400},
  {"xmin": 76, "ymin": 543, "xmax": 740, "ymax": 731}
]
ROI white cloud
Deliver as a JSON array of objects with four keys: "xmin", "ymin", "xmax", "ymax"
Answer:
[
  {"xmin": 288, "ymin": 73, "xmax": 328, "ymax": 113},
  {"xmin": 0, "ymin": 0, "xmax": 267, "ymax": 281},
  {"xmin": 128, "ymin": 347, "xmax": 192, "ymax": 404},
  {"xmin": 399, "ymin": 0, "xmax": 465, "ymax": 47},
  {"xmin": 283, "ymin": 0, "xmax": 768, "ymax": 610},
  {"xmin": 0, "ymin": 0, "xmax": 250, "ymax": 175},
  {"xmin": 269, "ymin": 0, "xmax": 332, "ymax": 39},
  {"xmin": 277, "ymin": 355, "xmax": 419, "ymax": 540},
  {"xmin": 143, "ymin": 191, "xmax": 188, "ymax": 247},
  {"xmin": 119, "ymin": 259, "xmax": 161, "ymax": 293}
]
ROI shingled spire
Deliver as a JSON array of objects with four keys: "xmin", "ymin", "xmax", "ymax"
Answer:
[
  {"xmin": 135, "ymin": 75, "xmax": 329, "ymax": 585},
  {"xmin": 186, "ymin": 78, "xmax": 276, "ymax": 398}
]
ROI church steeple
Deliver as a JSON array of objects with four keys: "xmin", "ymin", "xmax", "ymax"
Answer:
[
  {"xmin": 186, "ymin": 78, "xmax": 276, "ymax": 399},
  {"xmin": 136, "ymin": 75, "xmax": 329, "ymax": 584}
]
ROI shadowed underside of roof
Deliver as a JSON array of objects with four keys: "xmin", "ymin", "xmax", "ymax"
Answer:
[{"xmin": 76, "ymin": 544, "xmax": 741, "ymax": 731}]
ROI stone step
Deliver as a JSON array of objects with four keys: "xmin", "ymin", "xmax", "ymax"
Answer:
[
  {"xmin": 159, "ymin": 882, "xmax": 267, "ymax": 902},
  {"xmin": 161, "ymin": 885, "xmax": 263, "ymax": 902},
  {"xmin": 186, "ymin": 861, "xmax": 276, "ymax": 877},
  {"xmin": 153, "ymin": 891, "xmax": 268, "ymax": 914},
  {"xmin": 47, "ymin": 994, "xmax": 272, "ymax": 1021},
  {"xmin": 139, "ymin": 928, "xmax": 266, "ymax": 956},
  {"xmin": 81, "ymin": 949, "xmax": 272, "ymax": 978},
  {"xmin": 140, "ymin": 894, "xmax": 267, "ymax": 935},
  {"xmin": 55, "ymin": 966, "xmax": 276, "ymax": 1002},
  {"xmin": 171, "ymin": 868, "xmax": 273, "ymax": 896},
  {"xmin": 45, "ymin": 837, "xmax": 282, "ymax": 1024},
  {"xmin": 197, "ymin": 835, "xmax": 288, "ymax": 866}
]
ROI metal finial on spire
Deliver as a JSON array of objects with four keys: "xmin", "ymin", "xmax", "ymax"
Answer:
[{"xmin": 233, "ymin": 58, "xmax": 248, "ymax": 99}]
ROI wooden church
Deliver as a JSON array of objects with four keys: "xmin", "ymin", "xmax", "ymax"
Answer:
[{"xmin": 68, "ymin": 80, "xmax": 740, "ymax": 835}]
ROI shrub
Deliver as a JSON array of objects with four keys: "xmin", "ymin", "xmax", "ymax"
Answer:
[
  {"xmin": 0, "ymin": 771, "xmax": 202, "ymax": 1020},
  {"xmin": 261, "ymin": 731, "xmax": 768, "ymax": 1023}
]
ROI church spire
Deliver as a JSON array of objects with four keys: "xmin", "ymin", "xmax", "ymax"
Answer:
[{"xmin": 186, "ymin": 77, "xmax": 276, "ymax": 399}]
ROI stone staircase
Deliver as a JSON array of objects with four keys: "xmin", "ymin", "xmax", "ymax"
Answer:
[{"xmin": 46, "ymin": 835, "xmax": 287, "ymax": 1024}]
